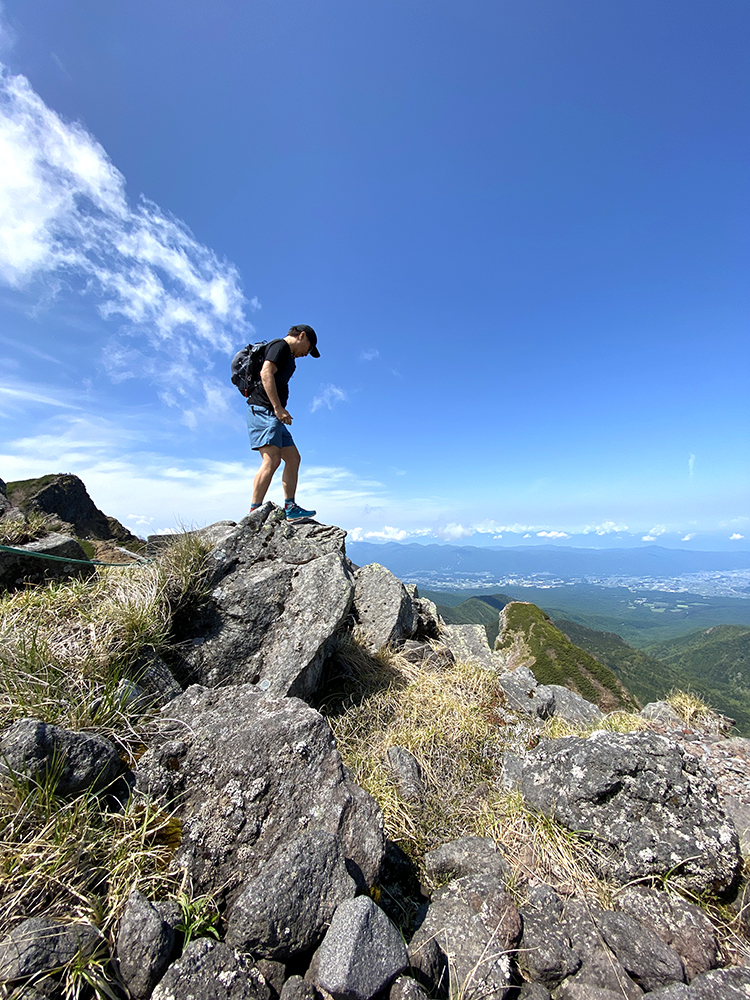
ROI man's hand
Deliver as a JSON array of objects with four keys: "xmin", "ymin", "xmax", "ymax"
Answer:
[{"xmin": 275, "ymin": 407, "xmax": 293, "ymax": 425}]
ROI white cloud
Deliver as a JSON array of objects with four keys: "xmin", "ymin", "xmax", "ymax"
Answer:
[
  {"xmin": 349, "ymin": 526, "xmax": 409, "ymax": 542},
  {"xmin": 0, "ymin": 61, "xmax": 251, "ymax": 408},
  {"xmin": 682, "ymin": 533, "xmax": 696, "ymax": 541},
  {"xmin": 359, "ymin": 349, "xmax": 379, "ymax": 362},
  {"xmin": 436, "ymin": 523, "xmax": 475, "ymax": 540},
  {"xmin": 730, "ymin": 533, "xmax": 745, "ymax": 541},
  {"xmin": 537, "ymin": 530, "xmax": 569, "ymax": 539},
  {"xmin": 688, "ymin": 453, "xmax": 695, "ymax": 477},
  {"xmin": 311, "ymin": 384, "xmax": 348, "ymax": 412},
  {"xmin": 582, "ymin": 521, "xmax": 628, "ymax": 535},
  {"xmin": 0, "ymin": 414, "xmax": 386, "ymax": 534}
]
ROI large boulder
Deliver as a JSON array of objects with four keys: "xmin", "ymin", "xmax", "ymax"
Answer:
[
  {"xmin": 509, "ymin": 731, "xmax": 741, "ymax": 893},
  {"xmin": 116, "ymin": 890, "xmax": 176, "ymax": 999},
  {"xmin": 613, "ymin": 886, "xmax": 718, "ymax": 981},
  {"xmin": 441, "ymin": 624, "xmax": 504, "ymax": 672},
  {"xmin": 555, "ymin": 899, "xmax": 642, "ymax": 1000},
  {"xmin": 135, "ymin": 684, "xmax": 385, "ymax": 913},
  {"xmin": 225, "ymin": 829, "xmax": 357, "ymax": 960},
  {"xmin": 545, "ymin": 685, "xmax": 603, "ymax": 726},
  {"xmin": 0, "ymin": 718, "xmax": 124, "ymax": 796},
  {"xmin": 310, "ymin": 896, "xmax": 407, "ymax": 1000},
  {"xmin": 0, "ymin": 532, "xmax": 93, "ymax": 590},
  {"xmin": 352, "ymin": 563, "xmax": 416, "ymax": 652},
  {"xmin": 408, "ymin": 873, "xmax": 521, "ymax": 1000},
  {"xmin": 495, "ymin": 665, "xmax": 555, "ymax": 720},
  {"xmin": 0, "ymin": 917, "xmax": 102, "ymax": 992},
  {"xmin": 177, "ymin": 506, "xmax": 354, "ymax": 700},
  {"xmin": 151, "ymin": 939, "xmax": 270, "ymax": 1000}
]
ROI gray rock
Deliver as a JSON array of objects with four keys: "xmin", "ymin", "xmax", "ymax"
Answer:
[
  {"xmin": 225, "ymin": 829, "xmax": 356, "ymax": 959},
  {"xmin": 400, "ymin": 640, "xmax": 454, "ymax": 670},
  {"xmin": 0, "ymin": 917, "xmax": 102, "ymax": 987},
  {"xmin": 133, "ymin": 651, "xmax": 183, "ymax": 706},
  {"xmin": 441, "ymin": 624, "xmax": 503, "ymax": 672},
  {"xmin": 517, "ymin": 986, "xmax": 552, "ymax": 1000},
  {"xmin": 0, "ymin": 532, "xmax": 94, "ymax": 590},
  {"xmin": 151, "ymin": 939, "xmax": 270, "ymax": 1000},
  {"xmin": 255, "ymin": 959, "xmax": 287, "ymax": 1000},
  {"xmin": 408, "ymin": 873, "xmax": 521, "ymax": 1000},
  {"xmin": 515, "ymin": 731, "xmax": 741, "ymax": 893},
  {"xmin": 389, "ymin": 976, "xmax": 429, "ymax": 1000},
  {"xmin": 557, "ymin": 899, "xmax": 642, "ymax": 1000},
  {"xmin": 641, "ymin": 701, "xmax": 684, "ymax": 726},
  {"xmin": 496, "ymin": 666, "xmax": 555, "ymax": 720},
  {"xmin": 424, "ymin": 836, "xmax": 508, "ymax": 883},
  {"xmin": 545, "ymin": 685, "xmax": 603, "ymax": 726},
  {"xmin": 353, "ymin": 563, "xmax": 416, "ymax": 652},
  {"xmin": 647, "ymin": 988, "xmax": 692, "ymax": 1000},
  {"xmin": 556, "ymin": 987, "xmax": 632, "ymax": 1000},
  {"xmin": 179, "ymin": 507, "xmax": 355, "ymax": 700},
  {"xmin": 135, "ymin": 684, "xmax": 384, "ymax": 904},
  {"xmin": 280, "ymin": 975, "xmax": 321, "ymax": 1000},
  {"xmin": 682, "ymin": 966, "xmax": 750, "ymax": 998},
  {"xmin": 116, "ymin": 890, "xmax": 175, "ymax": 999},
  {"xmin": 410, "ymin": 595, "xmax": 441, "ymax": 641},
  {"xmin": 596, "ymin": 910, "xmax": 686, "ymax": 991},
  {"xmin": 517, "ymin": 902, "xmax": 581, "ymax": 988},
  {"xmin": 0, "ymin": 718, "xmax": 123, "ymax": 796},
  {"xmin": 723, "ymin": 794, "xmax": 750, "ymax": 857},
  {"xmin": 386, "ymin": 746, "xmax": 425, "ymax": 804},
  {"xmin": 312, "ymin": 896, "xmax": 408, "ymax": 1000},
  {"xmin": 614, "ymin": 886, "xmax": 718, "ymax": 980}
]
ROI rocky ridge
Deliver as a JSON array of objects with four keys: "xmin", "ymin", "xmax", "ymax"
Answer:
[{"xmin": 1, "ymin": 502, "xmax": 750, "ymax": 999}]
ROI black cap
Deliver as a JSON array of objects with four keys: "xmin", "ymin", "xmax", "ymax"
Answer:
[{"xmin": 293, "ymin": 324, "xmax": 320, "ymax": 358}]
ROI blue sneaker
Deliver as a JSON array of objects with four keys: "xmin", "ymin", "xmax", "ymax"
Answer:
[{"xmin": 285, "ymin": 502, "xmax": 317, "ymax": 521}]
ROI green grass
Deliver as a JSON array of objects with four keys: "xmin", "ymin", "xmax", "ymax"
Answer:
[
  {"xmin": 0, "ymin": 510, "xmax": 55, "ymax": 547},
  {"xmin": 495, "ymin": 602, "xmax": 639, "ymax": 712}
]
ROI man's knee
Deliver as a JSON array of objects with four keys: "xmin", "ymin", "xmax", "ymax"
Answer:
[
  {"xmin": 259, "ymin": 448, "xmax": 282, "ymax": 471},
  {"xmin": 282, "ymin": 447, "xmax": 301, "ymax": 469}
]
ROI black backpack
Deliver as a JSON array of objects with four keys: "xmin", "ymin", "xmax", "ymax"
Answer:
[{"xmin": 231, "ymin": 341, "xmax": 267, "ymax": 397}]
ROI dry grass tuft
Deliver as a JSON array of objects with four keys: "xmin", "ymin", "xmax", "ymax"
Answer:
[
  {"xmin": 665, "ymin": 689, "xmax": 723, "ymax": 730},
  {"xmin": 540, "ymin": 709, "xmax": 649, "ymax": 741},
  {"xmin": 0, "ymin": 530, "xmax": 213, "ymax": 955},
  {"xmin": 0, "ymin": 510, "xmax": 55, "ymax": 547},
  {"xmin": 323, "ymin": 633, "xmax": 610, "ymax": 904}
]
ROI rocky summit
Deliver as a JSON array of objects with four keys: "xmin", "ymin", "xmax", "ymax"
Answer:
[{"xmin": 1, "ymin": 498, "xmax": 750, "ymax": 1000}]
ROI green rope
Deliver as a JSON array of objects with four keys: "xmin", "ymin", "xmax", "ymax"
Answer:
[{"xmin": 0, "ymin": 543, "xmax": 151, "ymax": 567}]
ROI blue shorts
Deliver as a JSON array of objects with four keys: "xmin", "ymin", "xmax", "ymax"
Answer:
[{"xmin": 247, "ymin": 405, "xmax": 295, "ymax": 450}]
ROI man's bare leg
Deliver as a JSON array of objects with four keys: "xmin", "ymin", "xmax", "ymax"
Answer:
[
  {"xmin": 280, "ymin": 445, "xmax": 301, "ymax": 501},
  {"xmin": 252, "ymin": 445, "xmax": 282, "ymax": 505}
]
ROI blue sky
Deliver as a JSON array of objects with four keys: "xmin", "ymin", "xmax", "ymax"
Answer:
[{"xmin": 0, "ymin": 0, "xmax": 747, "ymax": 549}]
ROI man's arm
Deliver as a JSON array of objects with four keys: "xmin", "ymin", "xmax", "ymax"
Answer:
[{"xmin": 260, "ymin": 360, "xmax": 292, "ymax": 424}]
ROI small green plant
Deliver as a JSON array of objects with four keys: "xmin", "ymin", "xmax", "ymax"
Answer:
[{"xmin": 175, "ymin": 890, "xmax": 221, "ymax": 946}]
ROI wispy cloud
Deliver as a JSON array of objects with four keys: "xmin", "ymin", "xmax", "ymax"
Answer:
[
  {"xmin": 349, "ymin": 526, "xmax": 409, "ymax": 542},
  {"xmin": 0, "ymin": 61, "xmax": 251, "ymax": 415},
  {"xmin": 0, "ymin": 415, "xmax": 386, "ymax": 533},
  {"xmin": 682, "ymin": 533, "xmax": 696, "ymax": 541},
  {"xmin": 688, "ymin": 453, "xmax": 696, "ymax": 477},
  {"xmin": 537, "ymin": 530, "xmax": 569, "ymax": 539},
  {"xmin": 311, "ymin": 383, "xmax": 348, "ymax": 412},
  {"xmin": 359, "ymin": 348, "xmax": 379, "ymax": 362},
  {"xmin": 0, "ymin": 377, "xmax": 81, "ymax": 412}
]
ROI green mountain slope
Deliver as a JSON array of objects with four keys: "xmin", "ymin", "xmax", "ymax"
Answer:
[
  {"xmin": 496, "ymin": 602, "xmax": 639, "ymax": 712},
  {"xmin": 422, "ymin": 585, "xmax": 750, "ymax": 647},
  {"xmin": 554, "ymin": 619, "xmax": 684, "ymax": 707},
  {"xmin": 641, "ymin": 625, "xmax": 750, "ymax": 733}
]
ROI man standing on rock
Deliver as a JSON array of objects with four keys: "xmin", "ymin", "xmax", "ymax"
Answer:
[{"xmin": 247, "ymin": 324, "xmax": 320, "ymax": 520}]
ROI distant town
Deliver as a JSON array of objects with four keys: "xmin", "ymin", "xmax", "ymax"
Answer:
[{"xmin": 405, "ymin": 568, "xmax": 750, "ymax": 600}]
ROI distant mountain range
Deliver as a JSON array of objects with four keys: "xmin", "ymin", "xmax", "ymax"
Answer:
[{"xmin": 347, "ymin": 540, "xmax": 750, "ymax": 584}]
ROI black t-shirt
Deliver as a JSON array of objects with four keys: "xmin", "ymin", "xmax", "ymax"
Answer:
[{"xmin": 247, "ymin": 339, "xmax": 296, "ymax": 409}]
